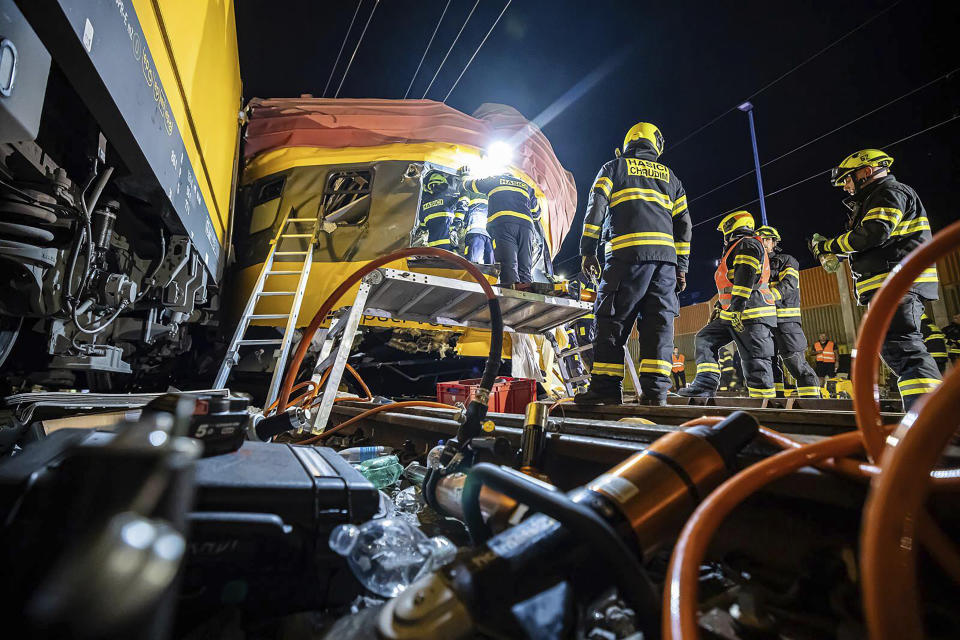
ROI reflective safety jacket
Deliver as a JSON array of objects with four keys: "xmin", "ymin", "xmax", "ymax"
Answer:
[
  {"xmin": 417, "ymin": 191, "xmax": 463, "ymax": 245},
  {"xmin": 460, "ymin": 195, "xmax": 490, "ymax": 237},
  {"xmin": 714, "ymin": 233, "xmax": 776, "ymax": 326},
  {"xmin": 814, "ymin": 340, "xmax": 836, "ymax": 363},
  {"xmin": 817, "ymin": 175, "xmax": 938, "ymax": 304},
  {"xmin": 672, "ymin": 353, "xmax": 685, "ymax": 372},
  {"xmin": 944, "ymin": 322, "xmax": 960, "ymax": 360},
  {"xmin": 768, "ymin": 252, "xmax": 802, "ymax": 324},
  {"xmin": 464, "ymin": 174, "xmax": 540, "ymax": 229},
  {"xmin": 580, "ymin": 140, "xmax": 692, "ymax": 272},
  {"xmin": 920, "ymin": 313, "xmax": 948, "ymax": 362}
]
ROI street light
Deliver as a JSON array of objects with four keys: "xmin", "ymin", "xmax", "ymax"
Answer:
[{"xmin": 737, "ymin": 101, "xmax": 768, "ymax": 226}]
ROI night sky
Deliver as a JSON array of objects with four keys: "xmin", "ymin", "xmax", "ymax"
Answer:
[{"xmin": 236, "ymin": 0, "xmax": 959, "ymax": 303}]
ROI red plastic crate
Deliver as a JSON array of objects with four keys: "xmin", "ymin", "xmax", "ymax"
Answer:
[{"xmin": 436, "ymin": 377, "xmax": 537, "ymax": 414}]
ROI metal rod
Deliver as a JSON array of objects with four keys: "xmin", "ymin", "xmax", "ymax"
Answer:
[{"xmin": 744, "ymin": 106, "xmax": 768, "ymax": 226}]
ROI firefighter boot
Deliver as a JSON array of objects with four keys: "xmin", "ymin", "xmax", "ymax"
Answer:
[
  {"xmin": 677, "ymin": 374, "xmax": 719, "ymax": 398},
  {"xmin": 574, "ymin": 374, "xmax": 623, "ymax": 405}
]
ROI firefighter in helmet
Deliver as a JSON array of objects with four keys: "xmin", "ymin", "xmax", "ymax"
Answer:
[
  {"xmin": 416, "ymin": 170, "xmax": 463, "ymax": 249},
  {"xmin": 756, "ymin": 225, "xmax": 820, "ymax": 397},
  {"xmin": 811, "ymin": 149, "xmax": 941, "ymax": 410},
  {"xmin": 680, "ymin": 210, "xmax": 776, "ymax": 398},
  {"xmin": 575, "ymin": 122, "xmax": 691, "ymax": 406}
]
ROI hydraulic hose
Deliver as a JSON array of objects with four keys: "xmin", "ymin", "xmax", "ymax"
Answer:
[
  {"xmin": 663, "ymin": 430, "xmax": 864, "ymax": 640},
  {"xmin": 276, "ymin": 248, "xmax": 502, "ymax": 442},
  {"xmin": 860, "ymin": 365, "xmax": 960, "ymax": 640},
  {"xmin": 852, "ymin": 218, "xmax": 960, "ymax": 462},
  {"xmin": 296, "ymin": 400, "xmax": 457, "ymax": 445}
]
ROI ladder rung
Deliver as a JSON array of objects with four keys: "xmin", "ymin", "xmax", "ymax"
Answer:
[
  {"xmin": 237, "ymin": 339, "xmax": 283, "ymax": 346},
  {"xmin": 561, "ymin": 344, "xmax": 593, "ymax": 357},
  {"xmin": 249, "ymin": 314, "xmax": 291, "ymax": 319},
  {"xmin": 275, "ymin": 251, "xmax": 310, "ymax": 255},
  {"xmin": 567, "ymin": 375, "xmax": 590, "ymax": 383},
  {"xmin": 258, "ymin": 291, "xmax": 297, "ymax": 296},
  {"xmin": 281, "ymin": 233, "xmax": 314, "ymax": 238},
  {"xmin": 267, "ymin": 270, "xmax": 302, "ymax": 275}
]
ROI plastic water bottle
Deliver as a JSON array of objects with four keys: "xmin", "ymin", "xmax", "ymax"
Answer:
[
  {"xmin": 354, "ymin": 454, "xmax": 403, "ymax": 489},
  {"xmin": 426, "ymin": 443, "xmax": 445, "ymax": 469},
  {"xmin": 338, "ymin": 446, "xmax": 392, "ymax": 463},
  {"xmin": 329, "ymin": 518, "xmax": 456, "ymax": 597}
]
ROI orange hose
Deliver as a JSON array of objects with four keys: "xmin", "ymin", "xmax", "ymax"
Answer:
[
  {"xmin": 852, "ymin": 219, "xmax": 960, "ymax": 462},
  {"xmin": 264, "ymin": 381, "xmax": 316, "ymax": 415},
  {"xmin": 548, "ymin": 397, "xmax": 573, "ymax": 414},
  {"xmin": 297, "ymin": 400, "xmax": 457, "ymax": 445},
  {"xmin": 277, "ymin": 248, "xmax": 498, "ymax": 414},
  {"xmin": 664, "ymin": 430, "xmax": 865, "ymax": 640},
  {"xmin": 304, "ymin": 362, "xmax": 373, "ymax": 406}
]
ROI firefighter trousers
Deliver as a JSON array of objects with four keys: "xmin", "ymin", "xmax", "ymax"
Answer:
[
  {"xmin": 879, "ymin": 293, "xmax": 942, "ymax": 411},
  {"xmin": 464, "ymin": 233, "xmax": 494, "ymax": 264},
  {"xmin": 425, "ymin": 218, "xmax": 454, "ymax": 248},
  {"xmin": 690, "ymin": 319, "xmax": 775, "ymax": 398},
  {"xmin": 591, "ymin": 259, "xmax": 677, "ymax": 401},
  {"xmin": 772, "ymin": 322, "xmax": 821, "ymax": 397},
  {"xmin": 489, "ymin": 221, "xmax": 534, "ymax": 285}
]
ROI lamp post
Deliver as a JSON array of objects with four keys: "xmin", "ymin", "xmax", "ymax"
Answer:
[{"xmin": 737, "ymin": 101, "xmax": 768, "ymax": 226}]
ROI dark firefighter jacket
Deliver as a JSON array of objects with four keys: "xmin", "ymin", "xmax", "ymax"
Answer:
[
  {"xmin": 416, "ymin": 191, "xmax": 463, "ymax": 245},
  {"xmin": 460, "ymin": 195, "xmax": 490, "ymax": 237},
  {"xmin": 463, "ymin": 174, "xmax": 540, "ymax": 229},
  {"xmin": 920, "ymin": 313, "xmax": 948, "ymax": 361},
  {"xmin": 769, "ymin": 252, "xmax": 802, "ymax": 324},
  {"xmin": 716, "ymin": 231, "xmax": 777, "ymax": 326},
  {"xmin": 580, "ymin": 139, "xmax": 691, "ymax": 272},
  {"xmin": 815, "ymin": 175, "xmax": 938, "ymax": 304}
]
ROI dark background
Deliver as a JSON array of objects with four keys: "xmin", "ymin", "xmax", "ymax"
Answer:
[{"xmin": 236, "ymin": 0, "xmax": 960, "ymax": 304}]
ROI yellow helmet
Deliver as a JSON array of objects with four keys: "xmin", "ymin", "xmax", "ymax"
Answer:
[
  {"xmin": 830, "ymin": 149, "xmax": 894, "ymax": 187},
  {"xmin": 623, "ymin": 122, "xmax": 664, "ymax": 156},
  {"xmin": 756, "ymin": 225, "xmax": 781, "ymax": 242},
  {"xmin": 717, "ymin": 210, "xmax": 755, "ymax": 238},
  {"xmin": 423, "ymin": 170, "xmax": 450, "ymax": 194}
]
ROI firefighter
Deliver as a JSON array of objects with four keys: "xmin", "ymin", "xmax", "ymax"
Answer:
[
  {"xmin": 757, "ymin": 225, "xmax": 821, "ymax": 398},
  {"xmin": 671, "ymin": 346, "xmax": 686, "ymax": 390},
  {"xmin": 416, "ymin": 170, "xmax": 463, "ymax": 249},
  {"xmin": 811, "ymin": 148, "xmax": 941, "ymax": 410},
  {"xmin": 460, "ymin": 193, "xmax": 494, "ymax": 264},
  {"xmin": 680, "ymin": 210, "xmax": 777, "ymax": 398},
  {"xmin": 945, "ymin": 313, "xmax": 960, "ymax": 365},
  {"xmin": 812, "ymin": 333, "xmax": 838, "ymax": 386},
  {"xmin": 920, "ymin": 312, "xmax": 949, "ymax": 374},
  {"xmin": 461, "ymin": 171, "xmax": 540, "ymax": 286},
  {"xmin": 718, "ymin": 347, "xmax": 739, "ymax": 392},
  {"xmin": 574, "ymin": 122, "xmax": 691, "ymax": 406}
]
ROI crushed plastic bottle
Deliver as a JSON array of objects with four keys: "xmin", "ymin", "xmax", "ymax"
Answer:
[
  {"xmin": 426, "ymin": 443, "xmax": 445, "ymax": 469},
  {"xmin": 354, "ymin": 454, "xmax": 403, "ymax": 489},
  {"xmin": 338, "ymin": 446, "xmax": 392, "ymax": 463},
  {"xmin": 395, "ymin": 486, "xmax": 421, "ymax": 514},
  {"xmin": 329, "ymin": 518, "xmax": 456, "ymax": 597}
]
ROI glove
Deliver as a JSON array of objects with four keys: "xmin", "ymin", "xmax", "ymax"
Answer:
[
  {"xmin": 676, "ymin": 271, "xmax": 687, "ymax": 293},
  {"xmin": 720, "ymin": 309, "xmax": 744, "ymax": 333},
  {"xmin": 709, "ymin": 302, "xmax": 721, "ymax": 322},
  {"xmin": 809, "ymin": 233, "xmax": 830, "ymax": 257},
  {"xmin": 581, "ymin": 254, "xmax": 601, "ymax": 282}
]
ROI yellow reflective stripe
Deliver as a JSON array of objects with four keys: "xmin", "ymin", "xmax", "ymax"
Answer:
[
  {"xmin": 748, "ymin": 387, "xmax": 776, "ymax": 398},
  {"xmin": 741, "ymin": 306, "xmax": 777, "ymax": 318},
  {"xmin": 929, "ymin": 351, "xmax": 948, "ymax": 358},
  {"xmin": 674, "ymin": 241, "xmax": 690, "ymax": 255},
  {"xmin": 639, "ymin": 359, "xmax": 672, "ymax": 375},
  {"xmin": 731, "ymin": 285, "xmax": 752, "ymax": 298},
  {"xmin": 467, "ymin": 197, "xmax": 486, "ymax": 205},
  {"xmin": 855, "ymin": 271, "xmax": 889, "ymax": 293},
  {"xmin": 423, "ymin": 211, "xmax": 454, "ymax": 223},
  {"xmin": 891, "ymin": 217, "xmax": 930, "ymax": 237},
  {"xmin": 926, "ymin": 332, "xmax": 946, "ymax": 340},
  {"xmin": 427, "ymin": 238, "xmax": 451, "ymax": 246},
  {"xmin": 583, "ymin": 223, "xmax": 601, "ymax": 239},
  {"xmin": 672, "ymin": 195, "xmax": 688, "ymax": 217},
  {"xmin": 862, "ymin": 207, "xmax": 903, "ymax": 225},
  {"xmin": 777, "ymin": 307, "xmax": 802, "ymax": 317},
  {"xmin": 592, "ymin": 362, "xmax": 625, "ymax": 377},
  {"xmin": 915, "ymin": 266, "xmax": 939, "ymax": 284},
  {"xmin": 609, "ymin": 187, "xmax": 673, "ymax": 210},
  {"xmin": 774, "ymin": 383, "xmax": 785, "ymax": 391},
  {"xmin": 732, "ymin": 253, "xmax": 761, "ymax": 273},
  {"xmin": 781, "ymin": 267, "xmax": 800, "ymax": 280},
  {"xmin": 609, "ymin": 231, "xmax": 676, "ymax": 251},
  {"xmin": 897, "ymin": 377, "xmax": 941, "ymax": 396},
  {"xmin": 487, "ymin": 210, "xmax": 534, "ymax": 223},
  {"xmin": 489, "ymin": 185, "xmax": 530, "ymax": 198},
  {"xmin": 594, "ymin": 176, "xmax": 613, "ymax": 197},
  {"xmin": 697, "ymin": 363, "xmax": 721, "ymax": 374},
  {"xmin": 771, "ymin": 287, "xmax": 783, "ymax": 301},
  {"xmin": 834, "ymin": 231, "xmax": 854, "ymax": 253},
  {"xmin": 797, "ymin": 386, "xmax": 821, "ymax": 397}
]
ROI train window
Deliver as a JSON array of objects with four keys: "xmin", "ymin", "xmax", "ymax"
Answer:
[
  {"xmin": 320, "ymin": 170, "xmax": 371, "ymax": 226},
  {"xmin": 249, "ymin": 176, "xmax": 285, "ymax": 234}
]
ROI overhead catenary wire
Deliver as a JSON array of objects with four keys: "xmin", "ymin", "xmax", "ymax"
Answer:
[
  {"xmin": 687, "ymin": 67, "xmax": 959, "ymax": 207},
  {"xmin": 443, "ymin": 0, "xmax": 512, "ymax": 103},
  {"xmin": 666, "ymin": 0, "xmax": 904, "ymax": 153},
  {"xmin": 421, "ymin": 0, "xmax": 480, "ymax": 100},
  {"xmin": 334, "ymin": 0, "xmax": 380, "ymax": 99},
  {"xmin": 404, "ymin": 0, "xmax": 453, "ymax": 99},
  {"xmin": 323, "ymin": 0, "xmax": 363, "ymax": 97},
  {"xmin": 691, "ymin": 112, "xmax": 960, "ymax": 228}
]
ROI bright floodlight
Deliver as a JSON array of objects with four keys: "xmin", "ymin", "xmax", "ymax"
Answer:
[{"xmin": 487, "ymin": 140, "xmax": 513, "ymax": 165}]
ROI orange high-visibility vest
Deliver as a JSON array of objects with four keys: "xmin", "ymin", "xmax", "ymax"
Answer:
[
  {"xmin": 814, "ymin": 340, "xmax": 836, "ymax": 363},
  {"xmin": 672, "ymin": 353, "xmax": 685, "ymax": 372},
  {"xmin": 714, "ymin": 237, "xmax": 775, "ymax": 309}
]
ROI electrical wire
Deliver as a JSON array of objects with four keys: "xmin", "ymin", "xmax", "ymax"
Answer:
[
  {"xmin": 334, "ymin": 0, "xmax": 380, "ymax": 99},
  {"xmin": 442, "ymin": 0, "xmax": 512, "ymax": 103},
  {"xmin": 323, "ymin": 0, "xmax": 363, "ymax": 97},
  {"xmin": 421, "ymin": 0, "xmax": 480, "ymax": 99},
  {"xmin": 692, "ymin": 112, "xmax": 960, "ymax": 228},
  {"xmin": 687, "ymin": 67, "xmax": 959, "ymax": 207},
  {"xmin": 667, "ymin": 0, "xmax": 904, "ymax": 153},
  {"xmin": 297, "ymin": 400, "xmax": 457, "ymax": 445},
  {"xmin": 403, "ymin": 0, "xmax": 452, "ymax": 99}
]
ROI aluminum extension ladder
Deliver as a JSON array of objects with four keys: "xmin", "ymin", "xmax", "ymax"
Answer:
[
  {"xmin": 214, "ymin": 212, "xmax": 319, "ymax": 407},
  {"xmin": 551, "ymin": 338, "xmax": 641, "ymax": 399}
]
